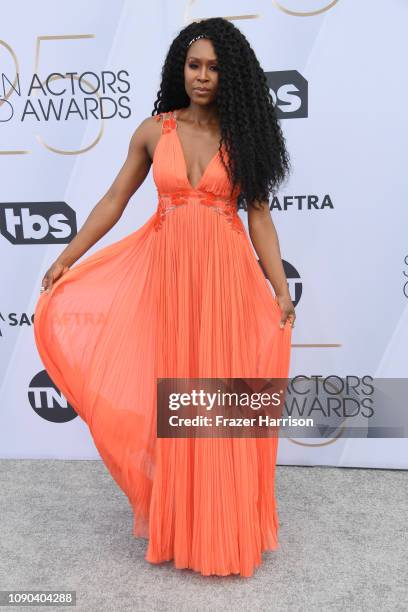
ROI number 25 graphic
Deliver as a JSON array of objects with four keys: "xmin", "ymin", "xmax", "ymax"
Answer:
[{"xmin": 0, "ymin": 34, "xmax": 104, "ymax": 155}]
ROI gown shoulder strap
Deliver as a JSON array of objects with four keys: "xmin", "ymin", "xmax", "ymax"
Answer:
[{"xmin": 154, "ymin": 110, "xmax": 176, "ymax": 134}]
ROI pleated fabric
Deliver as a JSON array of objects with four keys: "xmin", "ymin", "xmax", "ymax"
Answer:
[{"xmin": 34, "ymin": 109, "xmax": 292, "ymax": 577}]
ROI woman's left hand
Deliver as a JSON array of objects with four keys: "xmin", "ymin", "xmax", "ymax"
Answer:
[{"xmin": 276, "ymin": 293, "xmax": 296, "ymax": 329}]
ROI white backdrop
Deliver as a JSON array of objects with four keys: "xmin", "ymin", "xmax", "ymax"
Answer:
[{"xmin": 1, "ymin": 0, "xmax": 407, "ymax": 468}]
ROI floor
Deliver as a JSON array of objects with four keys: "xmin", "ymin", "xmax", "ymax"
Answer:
[{"xmin": 0, "ymin": 460, "xmax": 406, "ymax": 612}]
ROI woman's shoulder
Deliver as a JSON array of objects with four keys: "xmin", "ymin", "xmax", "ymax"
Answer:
[
  {"xmin": 129, "ymin": 112, "xmax": 174, "ymax": 148},
  {"xmin": 139, "ymin": 113, "xmax": 163, "ymax": 125}
]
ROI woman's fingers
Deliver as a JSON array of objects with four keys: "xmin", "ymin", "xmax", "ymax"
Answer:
[
  {"xmin": 40, "ymin": 271, "xmax": 55, "ymax": 294},
  {"xmin": 46, "ymin": 273, "xmax": 54, "ymax": 292},
  {"xmin": 40, "ymin": 275, "xmax": 48, "ymax": 293},
  {"xmin": 40, "ymin": 263, "xmax": 70, "ymax": 295},
  {"xmin": 279, "ymin": 310, "xmax": 296, "ymax": 329}
]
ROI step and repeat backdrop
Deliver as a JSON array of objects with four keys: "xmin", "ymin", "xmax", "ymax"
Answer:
[{"xmin": 1, "ymin": 0, "xmax": 407, "ymax": 468}]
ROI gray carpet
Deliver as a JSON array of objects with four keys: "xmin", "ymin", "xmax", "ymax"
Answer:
[{"xmin": 0, "ymin": 460, "xmax": 406, "ymax": 612}]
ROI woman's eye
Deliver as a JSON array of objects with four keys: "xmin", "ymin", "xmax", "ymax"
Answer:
[{"xmin": 188, "ymin": 63, "xmax": 218, "ymax": 71}]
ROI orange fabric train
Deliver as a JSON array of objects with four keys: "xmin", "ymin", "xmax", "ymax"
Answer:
[{"xmin": 34, "ymin": 109, "xmax": 292, "ymax": 577}]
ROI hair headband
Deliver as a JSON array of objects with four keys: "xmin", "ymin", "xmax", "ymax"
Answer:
[{"xmin": 187, "ymin": 33, "xmax": 208, "ymax": 47}]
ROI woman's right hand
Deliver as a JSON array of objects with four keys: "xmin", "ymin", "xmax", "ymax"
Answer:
[{"xmin": 40, "ymin": 261, "xmax": 70, "ymax": 294}]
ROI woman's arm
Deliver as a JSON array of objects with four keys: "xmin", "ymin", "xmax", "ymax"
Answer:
[
  {"xmin": 247, "ymin": 201, "xmax": 296, "ymax": 328},
  {"xmin": 55, "ymin": 117, "xmax": 155, "ymax": 269},
  {"xmin": 40, "ymin": 117, "xmax": 158, "ymax": 293}
]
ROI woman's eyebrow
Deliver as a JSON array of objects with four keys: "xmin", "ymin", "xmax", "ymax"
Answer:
[{"xmin": 187, "ymin": 56, "xmax": 218, "ymax": 62}]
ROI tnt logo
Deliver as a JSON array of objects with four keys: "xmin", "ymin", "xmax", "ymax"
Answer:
[
  {"xmin": 0, "ymin": 202, "xmax": 77, "ymax": 244},
  {"xmin": 265, "ymin": 70, "xmax": 308, "ymax": 119},
  {"xmin": 28, "ymin": 370, "xmax": 78, "ymax": 423}
]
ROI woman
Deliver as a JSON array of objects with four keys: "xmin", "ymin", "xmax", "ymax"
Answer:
[{"xmin": 34, "ymin": 17, "xmax": 295, "ymax": 577}]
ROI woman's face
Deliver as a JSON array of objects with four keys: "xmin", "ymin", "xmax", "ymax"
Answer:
[{"xmin": 184, "ymin": 38, "xmax": 219, "ymax": 105}]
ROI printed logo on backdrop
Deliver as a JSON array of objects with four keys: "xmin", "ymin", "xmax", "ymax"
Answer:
[
  {"xmin": 29, "ymin": 370, "xmax": 78, "ymax": 423},
  {"xmin": 271, "ymin": 0, "xmax": 339, "ymax": 17},
  {"xmin": 0, "ymin": 67, "xmax": 130, "ymax": 123},
  {"xmin": 0, "ymin": 311, "xmax": 33, "ymax": 338},
  {"xmin": 238, "ymin": 193, "xmax": 334, "ymax": 213},
  {"xmin": 265, "ymin": 71, "xmax": 308, "ymax": 119},
  {"xmin": 186, "ymin": 1, "xmax": 339, "ymax": 23},
  {"xmin": 0, "ymin": 202, "xmax": 76, "ymax": 244},
  {"xmin": 258, "ymin": 259, "xmax": 302, "ymax": 307},
  {"xmin": 403, "ymin": 255, "xmax": 408, "ymax": 299},
  {"xmin": 271, "ymin": 193, "xmax": 334, "ymax": 211},
  {"xmin": 0, "ymin": 35, "xmax": 130, "ymax": 155}
]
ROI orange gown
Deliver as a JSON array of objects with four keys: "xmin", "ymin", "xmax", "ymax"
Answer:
[{"xmin": 34, "ymin": 109, "xmax": 292, "ymax": 577}]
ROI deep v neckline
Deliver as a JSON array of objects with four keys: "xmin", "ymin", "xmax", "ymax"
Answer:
[{"xmin": 173, "ymin": 109, "xmax": 220, "ymax": 191}]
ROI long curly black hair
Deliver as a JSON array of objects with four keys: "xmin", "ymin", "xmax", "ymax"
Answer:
[{"xmin": 152, "ymin": 17, "xmax": 291, "ymax": 210}]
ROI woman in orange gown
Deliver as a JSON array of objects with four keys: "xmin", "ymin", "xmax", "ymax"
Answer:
[{"xmin": 34, "ymin": 18, "xmax": 295, "ymax": 577}]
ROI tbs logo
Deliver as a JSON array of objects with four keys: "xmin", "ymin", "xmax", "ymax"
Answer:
[
  {"xmin": 0, "ymin": 202, "xmax": 77, "ymax": 244},
  {"xmin": 266, "ymin": 70, "xmax": 308, "ymax": 119}
]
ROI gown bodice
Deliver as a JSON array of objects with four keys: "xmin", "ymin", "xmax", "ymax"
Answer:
[{"xmin": 151, "ymin": 109, "xmax": 242, "ymax": 233}]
